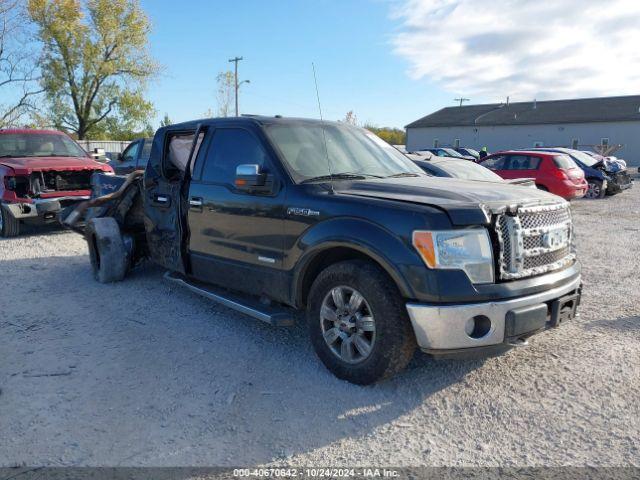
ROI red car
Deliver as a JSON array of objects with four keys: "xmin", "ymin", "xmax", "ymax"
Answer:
[
  {"xmin": 0, "ymin": 129, "xmax": 113, "ymax": 237},
  {"xmin": 479, "ymin": 150, "xmax": 587, "ymax": 200}
]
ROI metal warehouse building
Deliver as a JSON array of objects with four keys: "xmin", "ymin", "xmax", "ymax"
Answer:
[{"xmin": 405, "ymin": 95, "xmax": 640, "ymax": 167}]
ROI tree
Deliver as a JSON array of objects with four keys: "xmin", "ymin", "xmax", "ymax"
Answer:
[
  {"xmin": 28, "ymin": 0, "xmax": 159, "ymax": 139},
  {"xmin": 0, "ymin": 0, "xmax": 42, "ymax": 127},
  {"xmin": 159, "ymin": 112, "xmax": 172, "ymax": 127},
  {"xmin": 343, "ymin": 110, "xmax": 358, "ymax": 125},
  {"xmin": 364, "ymin": 124, "xmax": 406, "ymax": 146},
  {"xmin": 215, "ymin": 71, "xmax": 234, "ymax": 117}
]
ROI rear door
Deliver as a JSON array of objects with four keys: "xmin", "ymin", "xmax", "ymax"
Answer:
[
  {"xmin": 143, "ymin": 127, "xmax": 204, "ymax": 273},
  {"xmin": 186, "ymin": 125, "xmax": 287, "ymax": 300},
  {"xmin": 502, "ymin": 154, "xmax": 541, "ymax": 180}
]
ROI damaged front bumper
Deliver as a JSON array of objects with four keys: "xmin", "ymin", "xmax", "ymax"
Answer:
[
  {"xmin": 4, "ymin": 196, "xmax": 90, "ymax": 221},
  {"xmin": 406, "ymin": 275, "xmax": 582, "ymax": 358}
]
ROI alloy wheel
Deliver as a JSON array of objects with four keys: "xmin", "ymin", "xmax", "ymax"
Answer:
[
  {"xmin": 586, "ymin": 182, "xmax": 601, "ymax": 199},
  {"xmin": 320, "ymin": 286, "xmax": 376, "ymax": 364}
]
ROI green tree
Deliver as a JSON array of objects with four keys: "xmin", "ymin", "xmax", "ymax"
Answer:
[
  {"xmin": 28, "ymin": 0, "xmax": 159, "ymax": 139},
  {"xmin": 364, "ymin": 124, "xmax": 406, "ymax": 146}
]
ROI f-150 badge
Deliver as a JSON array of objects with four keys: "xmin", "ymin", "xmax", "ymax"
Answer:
[{"xmin": 287, "ymin": 207, "xmax": 320, "ymax": 217}]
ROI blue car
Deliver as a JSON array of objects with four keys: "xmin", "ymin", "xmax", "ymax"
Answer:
[{"xmin": 531, "ymin": 147, "xmax": 633, "ymax": 199}]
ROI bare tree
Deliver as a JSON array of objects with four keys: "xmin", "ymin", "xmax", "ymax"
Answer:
[
  {"xmin": 343, "ymin": 110, "xmax": 358, "ymax": 125},
  {"xmin": 0, "ymin": 0, "xmax": 42, "ymax": 127},
  {"xmin": 216, "ymin": 71, "xmax": 234, "ymax": 117}
]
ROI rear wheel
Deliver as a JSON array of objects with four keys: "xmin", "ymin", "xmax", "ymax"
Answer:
[
  {"xmin": 0, "ymin": 205, "xmax": 20, "ymax": 237},
  {"xmin": 585, "ymin": 179, "xmax": 605, "ymax": 199},
  {"xmin": 307, "ymin": 260, "xmax": 416, "ymax": 385},
  {"xmin": 85, "ymin": 217, "xmax": 130, "ymax": 283}
]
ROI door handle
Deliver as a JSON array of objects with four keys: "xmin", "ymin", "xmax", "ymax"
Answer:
[{"xmin": 155, "ymin": 195, "xmax": 169, "ymax": 204}]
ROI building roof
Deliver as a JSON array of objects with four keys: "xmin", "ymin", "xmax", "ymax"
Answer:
[{"xmin": 405, "ymin": 95, "xmax": 640, "ymax": 129}]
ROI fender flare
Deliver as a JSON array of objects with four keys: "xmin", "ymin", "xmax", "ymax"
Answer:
[{"xmin": 290, "ymin": 217, "xmax": 419, "ymax": 307}]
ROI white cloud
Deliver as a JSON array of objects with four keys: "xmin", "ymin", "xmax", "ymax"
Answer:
[{"xmin": 391, "ymin": 0, "xmax": 640, "ymax": 102}]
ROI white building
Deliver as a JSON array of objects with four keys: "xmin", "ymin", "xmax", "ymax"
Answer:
[{"xmin": 405, "ymin": 95, "xmax": 640, "ymax": 166}]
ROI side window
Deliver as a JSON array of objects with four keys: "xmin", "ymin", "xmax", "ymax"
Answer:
[
  {"xmin": 482, "ymin": 155, "xmax": 506, "ymax": 170},
  {"xmin": 138, "ymin": 140, "xmax": 152, "ymax": 168},
  {"xmin": 121, "ymin": 141, "xmax": 139, "ymax": 166},
  {"xmin": 507, "ymin": 155, "xmax": 540, "ymax": 170},
  {"xmin": 200, "ymin": 128, "xmax": 268, "ymax": 186}
]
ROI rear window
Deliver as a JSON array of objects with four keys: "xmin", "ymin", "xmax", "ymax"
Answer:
[{"xmin": 553, "ymin": 154, "xmax": 577, "ymax": 169}]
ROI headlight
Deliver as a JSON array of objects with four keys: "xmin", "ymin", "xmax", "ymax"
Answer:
[{"xmin": 412, "ymin": 229, "xmax": 494, "ymax": 284}]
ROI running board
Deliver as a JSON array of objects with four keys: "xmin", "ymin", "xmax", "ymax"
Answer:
[{"xmin": 163, "ymin": 271, "xmax": 296, "ymax": 327}]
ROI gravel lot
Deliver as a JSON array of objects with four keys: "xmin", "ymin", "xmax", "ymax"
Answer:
[{"xmin": 1, "ymin": 186, "xmax": 639, "ymax": 468}]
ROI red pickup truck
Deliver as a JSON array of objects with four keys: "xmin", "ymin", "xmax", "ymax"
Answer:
[{"xmin": 0, "ymin": 129, "xmax": 113, "ymax": 237}]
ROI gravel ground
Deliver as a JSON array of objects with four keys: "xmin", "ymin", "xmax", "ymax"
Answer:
[{"xmin": 1, "ymin": 187, "xmax": 639, "ymax": 468}]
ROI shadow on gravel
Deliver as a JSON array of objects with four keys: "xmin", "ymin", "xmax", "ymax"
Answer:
[
  {"xmin": 0, "ymin": 222, "xmax": 69, "ymax": 240},
  {"xmin": 583, "ymin": 315, "xmax": 640, "ymax": 332},
  {"xmin": 1, "ymin": 254, "xmax": 485, "ymax": 466}
]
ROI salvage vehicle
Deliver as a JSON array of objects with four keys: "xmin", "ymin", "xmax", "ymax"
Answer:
[
  {"xmin": 111, "ymin": 137, "xmax": 153, "ymax": 175},
  {"xmin": 0, "ymin": 129, "xmax": 113, "ymax": 237},
  {"xmin": 480, "ymin": 151, "xmax": 587, "ymax": 200},
  {"xmin": 532, "ymin": 147, "xmax": 632, "ymax": 199},
  {"xmin": 64, "ymin": 116, "xmax": 582, "ymax": 384},
  {"xmin": 409, "ymin": 154, "xmax": 536, "ymax": 188}
]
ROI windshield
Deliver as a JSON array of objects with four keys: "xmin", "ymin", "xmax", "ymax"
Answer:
[
  {"xmin": 563, "ymin": 149, "xmax": 598, "ymax": 167},
  {"xmin": 441, "ymin": 148, "xmax": 465, "ymax": 158},
  {"xmin": 436, "ymin": 160, "xmax": 503, "ymax": 182},
  {"xmin": 0, "ymin": 133, "xmax": 87, "ymax": 158},
  {"xmin": 463, "ymin": 148, "xmax": 480, "ymax": 157},
  {"xmin": 265, "ymin": 123, "xmax": 424, "ymax": 183}
]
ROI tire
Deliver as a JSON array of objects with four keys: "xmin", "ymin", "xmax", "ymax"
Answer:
[
  {"xmin": 85, "ymin": 217, "xmax": 130, "ymax": 283},
  {"xmin": 307, "ymin": 260, "xmax": 416, "ymax": 385},
  {"xmin": 0, "ymin": 205, "xmax": 20, "ymax": 237},
  {"xmin": 585, "ymin": 179, "xmax": 605, "ymax": 199},
  {"xmin": 536, "ymin": 184, "xmax": 548, "ymax": 192}
]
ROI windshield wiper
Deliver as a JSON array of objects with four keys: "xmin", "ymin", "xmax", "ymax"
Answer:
[
  {"xmin": 300, "ymin": 172, "xmax": 383, "ymax": 184},
  {"xmin": 386, "ymin": 172, "xmax": 420, "ymax": 178}
]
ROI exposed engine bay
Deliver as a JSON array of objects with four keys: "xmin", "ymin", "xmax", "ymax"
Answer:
[{"xmin": 10, "ymin": 170, "xmax": 98, "ymax": 198}]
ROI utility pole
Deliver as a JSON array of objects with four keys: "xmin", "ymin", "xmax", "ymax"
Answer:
[
  {"xmin": 228, "ymin": 56, "xmax": 243, "ymax": 116},
  {"xmin": 454, "ymin": 97, "xmax": 470, "ymax": 107}
]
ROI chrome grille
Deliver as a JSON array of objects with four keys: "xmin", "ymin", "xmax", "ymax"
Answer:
[{"xmin": 495, "ymin": 203, "xmax": 575, "ymax": 280}]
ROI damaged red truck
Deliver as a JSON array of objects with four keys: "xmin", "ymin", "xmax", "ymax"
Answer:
[{"xmin": 0, "ymin": 129, "xmax": 113, "ymax": 237}]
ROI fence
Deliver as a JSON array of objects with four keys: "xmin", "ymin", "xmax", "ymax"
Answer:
[{"xmin": 76, "ymin": 140, "xmax": 131, "ymax": 155}]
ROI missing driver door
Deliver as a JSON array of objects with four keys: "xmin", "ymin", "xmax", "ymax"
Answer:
[{"xmin": 144, "ymin": 127, "xmax": 205, "ymax": 273}]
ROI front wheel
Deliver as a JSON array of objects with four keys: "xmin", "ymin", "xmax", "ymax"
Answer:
[
  {"xmin": 307, "ymin": 260, "xmax": 416, "ymax": 385},
  {"xmin": 585, "ymin": 179, "xmax": 605, "ymax": 199}
]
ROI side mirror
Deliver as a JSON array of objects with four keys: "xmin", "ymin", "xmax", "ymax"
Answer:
[{"xmin": 235, "ymin": 164, "xmax": 273, "ymax": 193}]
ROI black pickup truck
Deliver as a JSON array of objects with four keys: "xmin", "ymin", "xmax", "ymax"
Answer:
[{"xmin": 65, "ymin": 116, "xmax": 582, "ymax": 384}]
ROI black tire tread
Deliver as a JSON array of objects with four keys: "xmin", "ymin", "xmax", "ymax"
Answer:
[
  {"xmin": 307, "ymin": 260, "xmax": 416, "ymax": 385},
  {"xmin": 0, "ymin": 205, "xmax": 20, "ymax": 237},
  {"xmin": 85, "ymin": 217, "xmax": 130, "ymax": 283}
]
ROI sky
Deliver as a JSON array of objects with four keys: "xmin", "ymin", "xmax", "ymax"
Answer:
[{"xmin": 140, "ymin": 0, "xmax": 640, "ymax": 129}]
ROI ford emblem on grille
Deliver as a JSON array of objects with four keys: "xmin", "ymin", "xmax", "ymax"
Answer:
[{"xmin": 495, "ymin": 203, "xmax": 575, "ymax": 280}]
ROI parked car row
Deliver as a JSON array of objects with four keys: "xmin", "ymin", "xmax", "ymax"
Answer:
[{"xmin": 408, "ymin": 144, "xmax": 634, "ymax": 200}]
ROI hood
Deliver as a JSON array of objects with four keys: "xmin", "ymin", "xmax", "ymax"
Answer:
[
  {"xmin": 0, "ymin": 156, "xmax": 110, "ymax": 175},
  {"xmin": 336, "ymin": 176, "xmax": 564, "ymax": 226}
]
